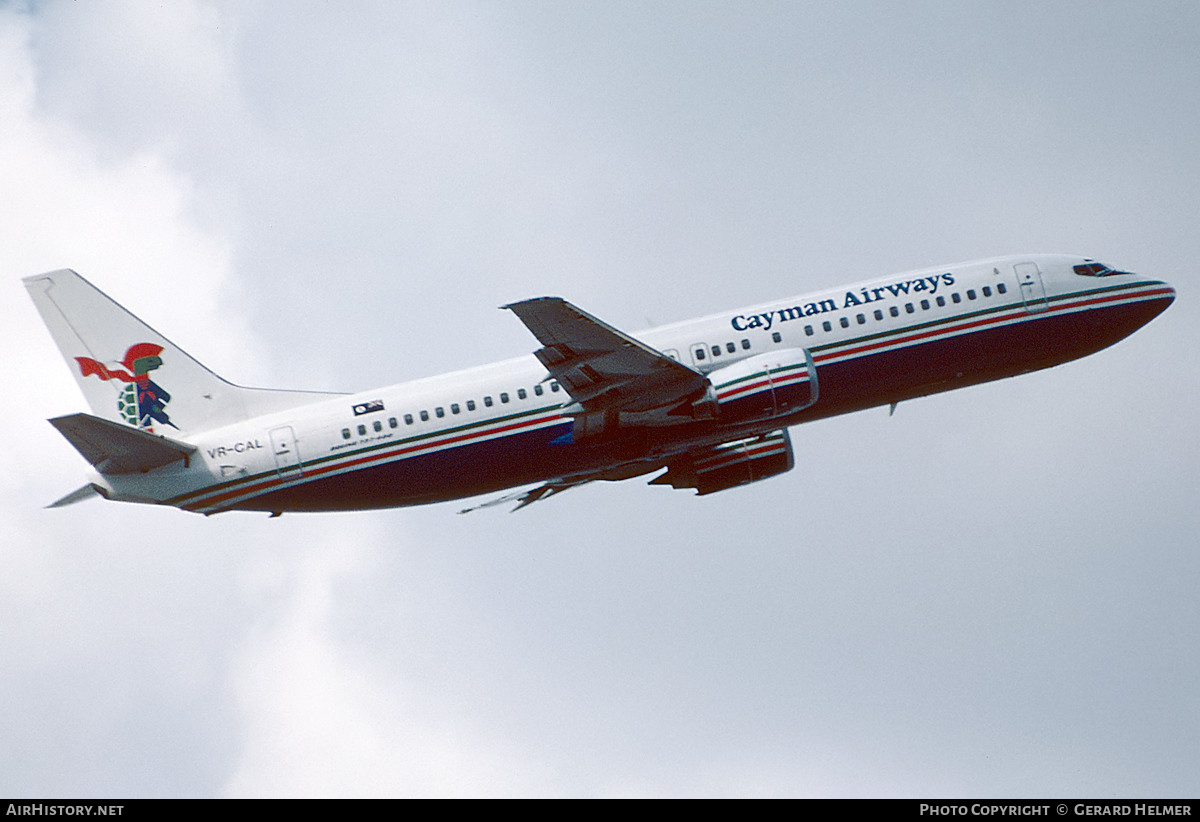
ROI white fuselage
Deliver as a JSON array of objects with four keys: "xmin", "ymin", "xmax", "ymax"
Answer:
[{"xmin": 82, "ymin": 254, "xmax": 1173, "ymax": 514}]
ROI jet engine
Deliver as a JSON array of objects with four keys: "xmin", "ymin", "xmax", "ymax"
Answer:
[
  {"xmin": 691, "ymin": 348, "xmax": 818, "ymax": 423},
  {"xmin": 650, "ymin": 429, "xmax": 794, "ymax": 495}
]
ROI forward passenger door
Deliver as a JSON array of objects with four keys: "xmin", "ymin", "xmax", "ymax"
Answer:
[{"xmin": 1014, "ymin": 262, "xmax": 1048, "ymax": 313}]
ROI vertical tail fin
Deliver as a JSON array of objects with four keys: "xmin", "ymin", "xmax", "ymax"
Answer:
[{"xmin": 25, "ymin": 269, "xmax": 339, "ymax": 435}]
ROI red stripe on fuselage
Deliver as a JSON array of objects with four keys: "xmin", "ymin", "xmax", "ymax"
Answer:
[
  {"xmin": 184, "ymin": 411, "xmax": 566, "ymax": 511},
  {"xmin": 186, "ymin": 284, "xmax": 1171, "ymax": 512},
  {"xmin": 823, "ymin": 285, "xmax": 1171, "ymax": 363}
]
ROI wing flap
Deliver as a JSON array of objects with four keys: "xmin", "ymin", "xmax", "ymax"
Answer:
[
  {"xmin": 457, "ymin": 480, "xmax": 583, "ymax": 514},
  {"xmin": 458, "ymin": 458, "xmax": 668, "ymax": 513},
  {"xmin": 49, "ymin": 413, "xmax": 196, "ymax": 474}
]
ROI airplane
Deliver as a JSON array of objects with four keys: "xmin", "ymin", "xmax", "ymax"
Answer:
[{"xmin": 25, "ymin": 254, "xmax": 1174, "ymax": 516}]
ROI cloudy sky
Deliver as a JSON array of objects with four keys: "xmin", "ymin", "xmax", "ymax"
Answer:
[{"xmin": 3, "ymin": 0, "xmax": 1198, "ymax": 798}]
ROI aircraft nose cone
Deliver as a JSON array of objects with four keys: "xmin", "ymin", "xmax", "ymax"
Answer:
[
  {"xmin": 1143, "ymin": 279, "xmax": 1176, "ymax": 322},
  {"xmin": 1152, "ymin": 280, "xmax": 1176, "ymax": 305}
]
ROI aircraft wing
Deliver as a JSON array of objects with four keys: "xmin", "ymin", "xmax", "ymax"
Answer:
[
  {"xmin": 49, "ymin": 412, "xmax": 196, "ymax": 474},
  {"xmin": 504, "ymin": 297, "xmax": 707, "ymax": 413},
  {"xmin": 458, "ymin": 456, "xmax": 667, "ymax": 513},
  {"xmin": 457, "ymin": 479, "xmax": 583, "ymax": 513}
]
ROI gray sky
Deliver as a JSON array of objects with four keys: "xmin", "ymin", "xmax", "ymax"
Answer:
[{"xmin": 2, "ymin": 0, "xmax": 1198, "ymax": 797}]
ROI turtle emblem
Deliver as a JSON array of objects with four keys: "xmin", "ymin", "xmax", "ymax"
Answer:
[{"xmin": 75, "ymin": 343, "xmax": 177, "ymax": 431}]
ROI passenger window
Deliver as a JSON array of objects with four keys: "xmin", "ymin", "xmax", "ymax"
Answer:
[
  {"xmin": 517, "ymin": 389, "xmax": 527, "ymax": 400},
  {"xmin": 404, "ymin": 414, "xmax": 413, "ymax": 425},
  {"xmin": 726, "ymin": 342, "xmax": 736, "ymax": 354},
  {"xmin": 936, "ymin": 296, "xmax": 945, "ymax": 307},
  {"xmin": 805, "ymin": 325, "xmax": 814, "ymax": 336},
  {"xmin": 952, "ymin": 293, "xmax": 961, "ymax": 304},
  {"xmin": 357, "ymin": 424, "xmax": 367, "ymax": 436},
  {"xmin": 420, "ymin": 410, "xmax": 429, "ymax": 422},
  {"xmin": 874, "ymin": 309, "xmax": 883, "ymax": 320},
  {"xmin": 772, "ymin": 332, "xmax": 782, "ymax": 343},
  {"xmin": 500, "ymin": 392, "xmax": 509, "ymax": 403},
  {"xmin": 694, "ymin": 347, "xmax": 706, "ymax": 361},
  {"xmin": 920, "ymin": 299, "xmax": 930, "ymax": 310},
  {"xmin": 534, "ymin": 384, "xmax": 544, "ymax": 396},
  {"xmin": 342, "ymin": 428, "xmax": 351, "ymax": 440},
  {"xmin": 484, "ymin": 396, "xmax": 493, "ymax": 407},
  {"xmin": 373, "ymin": 420, "xmax": 383, "ymax": 432},
  {"xmin": 997, "ymin": 283, "xmax": 1007, "ymax": 294},
  {"xmin": 982, "ymin": 286, "xmax": 992, "ymax": 297},
  {"xmin": 389, "ymin": 417, "xmax": 397, "ymax": 428},
  {"xmin": 741, "ymin": 339, "xmax": 751, "ymax": 350},
  {"xmin": 551, "ymin": 382, "xmax": 560, "ymax": 392},
  {"xmin": 967, "ymin": 289, "xmax": 976, "ymax": 300},
  {"xmin": 711, "ymin": 345, "xmax": 721, "ymax": 357},
  {"xmin": 905, "ymin": 303, "xmax": 915, "ymax": 314},
  {"xmin": 889, "ymin": 306, "xmax": 899, "ymax": 318},
  {"xmin": 451, "ymin": 403, "xmax": 460, "ymax": 414},
  {"xmin": 467, "ymin": 400, "xmax": 476, "ymax": 411},
  {"xmin": 435, "ymin": 407, "xmax": 445, "ymax": 418},
  {"xmin": 822, "ymin": 320, "xmax": 832, "ymax": 332}
]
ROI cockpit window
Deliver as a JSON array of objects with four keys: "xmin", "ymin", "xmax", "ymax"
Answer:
[{"xmin": 1073, "ymin": 261, "xmax": 1130, "ymax": 277}]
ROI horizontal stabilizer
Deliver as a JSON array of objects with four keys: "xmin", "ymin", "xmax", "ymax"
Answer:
[
  {"xmin": 49, "ymin": 413, "xmax": 196, "ymax": 474},
  {"xmin": 48, "ymin": 483, "xmax": 103, "ymax": 508}
]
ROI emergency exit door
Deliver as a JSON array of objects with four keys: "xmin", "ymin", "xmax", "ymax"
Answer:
[{"xmin": 269, "ymin": 425, "xmax": 303, "ymax": 479}]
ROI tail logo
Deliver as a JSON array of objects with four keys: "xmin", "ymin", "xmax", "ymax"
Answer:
[{"xmin": 75, "ymin": 343, "xmax": 177, "ymax": 431}]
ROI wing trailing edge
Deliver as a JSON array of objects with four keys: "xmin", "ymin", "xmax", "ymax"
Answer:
[{"xmin": 457, "ymin": 480, "xmax": 583, "ymax": 514}]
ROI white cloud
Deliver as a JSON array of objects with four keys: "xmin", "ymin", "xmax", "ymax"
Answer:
[
  {"xmin": 29, "ymin": 0, "xmax": 238, "ymax": 156},
  {"xmin": 222, "ymin": 522, "xmax": 551, "ymax": 798}
]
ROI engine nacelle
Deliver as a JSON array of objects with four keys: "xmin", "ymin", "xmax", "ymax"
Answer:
[
  {"xmin": 650, "ymin": 429, "xmax": 794, "ymax": 496},
  {"xmin": 696, "ymin": 348, "xmax": 818, "ymax": 423}
]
